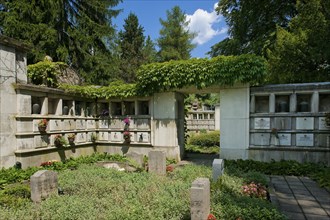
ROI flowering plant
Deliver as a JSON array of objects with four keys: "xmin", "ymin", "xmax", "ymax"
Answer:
[
  {"xmin": 54, "ymin": 134, "xmax": 67, "ymax": 147},
  {"xmin": 38, "ymin": 119, "xmax": 48, "ymax": 127},
  {"xmin": 40, "ymin": 160, "xmax": 59, "ymax": 167},
  {"xmin": 67, "ymin": 133, "xmax": 76, "ymax": 139},
  {"xmin": 207, "ymin": 214, "xmax": 216, "ymax": 220},
  {"xmin": 123, "ymin": 117, "xmax": 130, "ymax": 125},
  {"xmin": 166, "ymin": 165, "xmax": 174, "ymax": 172},
  {"xmin": 242, "ymin": 182, "xmax": 267, "ymax": 199},
  {"xmin": 123, "ymin": 131, "xmax": 131, "ymax": 140}
]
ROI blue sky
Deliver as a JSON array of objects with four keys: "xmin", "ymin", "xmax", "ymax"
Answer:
[{"xmin": 113, "ymin": 0, "xmax": 228, "ymax": 58}]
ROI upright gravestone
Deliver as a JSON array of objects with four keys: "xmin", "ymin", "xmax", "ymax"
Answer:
[
  {"xmin": 212, "ymin": 159, "xmax": 224, "ymax": 181},
  {"xmin": 190, "ymin": 178, "xmax": 210, "ymax": 220},
  {"xmin": 30, "ymin": 170, "xmax": 58, "ymax": 203},
  {"xmin": 126, "ymin": 152, "xmax": 144, "ymax": 168},
  {"xmin": 148, "ymin": 150, "xmax": 166, "ymax": 175}
]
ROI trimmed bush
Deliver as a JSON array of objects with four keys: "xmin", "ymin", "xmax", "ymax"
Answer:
[{"xmin": 188, "ymin": 130, "xmax": 220, "ymax": 147}]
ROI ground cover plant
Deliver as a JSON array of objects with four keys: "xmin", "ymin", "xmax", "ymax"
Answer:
[
  {"xmin": 0, "ymin": 153, "xmax": 288, "ymax": 220},
  {"xmin": 185, "ymin": 130, "xmax": 220, "ymax": 154}
]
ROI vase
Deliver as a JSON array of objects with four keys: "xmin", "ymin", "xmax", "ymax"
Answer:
[
  {"xmin": 32, "ymin": 103, "xmax": 41, "ymax": 114},
  {"xmin": 54, "ymin": 139, "xmax": 62, "ymax": 147},
  {"xmin": 63, "ymin": 106, "xmax": 69, "ymax": 115}
]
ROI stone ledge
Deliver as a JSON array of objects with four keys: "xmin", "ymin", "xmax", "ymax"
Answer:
[{"xmin": 249, "ymin": 146, "xmax": 330, "ymax": 152}]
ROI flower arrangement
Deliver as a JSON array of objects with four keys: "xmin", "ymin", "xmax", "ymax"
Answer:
[
  {"xmin": 271, "ymin": 128, "xmax": 279, "ymax": 138},
  {"xmin": 67, "ymin": 133, "xmax": 76, "ymax": 143},
  {"xmin": 242, "ymin": 182, "xmax": 267, "ymax": 199},
  {"xmin": 123, "ymin": 117, "xmax": 131, "ymax": 143},
  {"xmin": 54, "ymin": 134, "xmax": 67, "ymax": 147},
  {"xmin": 38, "ymin": 119, "xmax": 48, "ymax": 132}
]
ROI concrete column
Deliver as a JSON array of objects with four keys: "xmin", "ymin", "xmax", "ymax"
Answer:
[
  {"xmin": 311, "ymin": 91, "xmax": 319, "ymax": 113},
  {"xmin": 269, "ymin": 93, "xmax": 275, "ymax": 113},
  {"xmin": 250, "ymin": 94, "xmax": 255, "ymax": 113},
  {"xmin": 220, "ymin": 84, "xmax": 250, "ymax": 160},
  {"xmin": 290, "ymin": 93, "xmax": 297, "ymax": 113}
]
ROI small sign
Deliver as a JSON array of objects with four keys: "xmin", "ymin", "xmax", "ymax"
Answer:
[
  {"xmin": 296, "ymin": 134, "xmax": 313, "ymax": 146},
  {"xmin": 278, "ymin": 134, "xmax": 291, "ymax": 146},
  {"xmin": 110, "ymin": 132, "xmax": 121, "ymax": 142}
]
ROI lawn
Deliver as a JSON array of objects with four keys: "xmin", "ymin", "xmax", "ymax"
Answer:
[{"xmin": 0, "ymin": 154, "xmax": 287, "ymax": 220}]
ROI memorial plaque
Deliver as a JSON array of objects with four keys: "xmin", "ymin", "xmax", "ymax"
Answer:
[
  {"xmin": 86, "ymin": 120, "xmax": 96, "ymax": 129},
  {"xmin": 49, "ymin": 120, "xmax": 62, "ymax": 131},
  {"xmin": 99, "ymin": 132, "xmax": 109, "ymax": 141},
  {"xmin": 76, "ymin": 120, "xmax": 86, "ymax": 130},
  {"xmin": 296, "ymin": 117, "xmax": 314, "ymax": 130},
  {"xmin": 296, "ymin": 134, "xmax": 313, "ymax": 146},
  {"xmin": 278, "ymin": 134, "xmax": 291, "ymax": 146},
  {"xmin": 137, "ymin": 132, "xmax": 150, "ymax": 143},
  {"xmin": 63, "ymin": 119, "xmax": 75, "ymax": 130},
  {"xmin": 315, "ymin": 134, "xmax": 330, "ymax": 148},
  {"xmin": 251, "ymin": 133, "xmax": 270, "ymax": 146},
  {"xmin": 254, "ymin": 118, "xmax": 270, "ymax": 129},
  {"xmin": 109, "ymin": 119, "xmax": 123, "ymax": 129},
  {"xmin": 110, "ymin": 132, "xmax": 121, "ymax": 142},
  {"xmin": 319, "ymin": 117, "xmax": 330, "ymax": 130},
  {"xmin": 76, "ymin": 133, "xmax": 86, "ymax": 143},
  {"xmin": 99, "ymin": 119, "xmax": 109, "ymax": 129}
]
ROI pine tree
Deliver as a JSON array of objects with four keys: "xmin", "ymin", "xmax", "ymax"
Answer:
[
  {"xmin": 118, "ymin": 13, "xmax": 145, "ymax": 83},
  {"xmin": 157, "ymin": 6, "xmax": 195, "ymax": 62},
  {"xmin": 0, "ymin": 0, "xmax": 121, "ymax": 85},
  {"xmin": 142, "ymin": 36, "xmax": 157, "ymax": 63}
]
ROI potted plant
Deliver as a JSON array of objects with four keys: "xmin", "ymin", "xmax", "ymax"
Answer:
[
  {"xmin": 67, "ymin": 133, "xmax": 76, "ymax": 144},
  {"xmin": 54, "ymin": 134, "xmax": 67, "ymax": 147},
  {"xmin": 38, "ymin": 119, "xmax": 48, "ymax": 132}
]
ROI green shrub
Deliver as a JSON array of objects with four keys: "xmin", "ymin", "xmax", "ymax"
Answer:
[
  {"xmin": 188, "ymin": 130, "xmax": 220, "ymax": 147},
  {"xmin": 0, "ymin": 184, "xmax": 30, "ymax": 208}
]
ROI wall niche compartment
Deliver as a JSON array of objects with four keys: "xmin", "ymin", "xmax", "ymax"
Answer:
[
  {"xmin": 275, "ymin": 95, "xmax": 290, "ymax": 113},
  {"xmin": 255, "ymin": 96, "xmax": 269, "ymax": 113},
  {"xmin": 138, "ymin": 101, "xmax": 150, "ymax": 115},
  {"xmin": 319, "ymin": 94, "xmax": 330, "ymax": 112},
  {"xmin": 297, "ymin": 94, "xmax": 312, "ymax": 112}
]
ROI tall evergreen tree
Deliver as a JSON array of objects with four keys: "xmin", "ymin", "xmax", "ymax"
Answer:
[
  {"xmin": 142, "ymin": 36, "xmax": 157, "ymax": 64},
  {"xmin": 118, "ymin": 13, "xmax": 145, "ymax": 83},
  {"xmin": 209, "ymin": 0, "xmax": 297, "ymax": 57},
  {"xmin": 157, "ymin": 6, "xmax": 195, "ymax": 62},
  {"xmin": 0, "ymin": 0, "xmax": 121, "ymax": 85}
]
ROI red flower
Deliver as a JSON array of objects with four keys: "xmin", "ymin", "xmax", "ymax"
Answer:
[
  {"xmin": 207, "ymin": 214, "xmax": 216, "ymax": 220},
  {"xmin": 166, "ymin": 165, "xmax": 174, "ymax": 172}
]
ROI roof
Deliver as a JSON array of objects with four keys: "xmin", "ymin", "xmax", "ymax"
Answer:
[{"xmin": 0, "ymin": 35, "xmax": 31, "ymax": 52}]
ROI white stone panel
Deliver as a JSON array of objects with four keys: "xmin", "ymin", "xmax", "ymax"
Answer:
[
  {"xmin": 296, "ymin": 117, "xmax": 314, "ymax": 130},
  {"xmin": 109, "ymin": 118, "xmax": 122, "ymax": 129},
  {"xmin": 86, "ymin": 120, "xmax": 96, "ymax": 129},
  {"xmin": 110, "ymin": 132, "xmax": 122, "ymax": 142},
  {"xmin": 137, "ymin": 132, "xmax": 150, "ymax": 143},
  {"xmin": 76, "ymin": 132, "xmax": 86, "ymax": 143},
  {"xmin": 63, "ymin": 119, "xmax": 75, "ymax": 130},
  {"xmin": 278, "ymin": 134, "xmax": 291, "ymax": 146},
  {"xmin": 99, "ymin": 119, "xmax": 109, "ymax": 129},
  {"xmin": 296, "ymin": 134, "xmax": 314, "ymax": 146},
  {"xmin": 153, "ymin": 92, "xmax": 176, "ymax": 119},
  {"xmin": 17, "ymin": 120, "xmax": 33, "ymax": 133},
  {"xmin": 76, "ymin": 119, "xmax": 86, "ymax": 130},
  {"xmin": 135, "ymin": 118, "xmax": 150, "ymax": 130},
  {"xmin": 49, "ymin": 119, "xmax": 62, "ymax": 131},
  {"xmin": 99, "ymin": 131, "xmax": 109, "ymax": 141},
  {"xmin": 319, "ymin": 117, "xmax": 330, "ymax": 130},
  {"xmin": 254, "ymin": 118, "xmax": 270, "ymax": 129},
  {"xmin": 17, "ymin": 137, "xmax": 34, "ymax": 150},
  {"xmin": 17, "ymin": 94, "xmax": 31, "ymax": 115},
  {"xmin": 34, "ymin": 135, "xmax": 50, "ymax": 148}
]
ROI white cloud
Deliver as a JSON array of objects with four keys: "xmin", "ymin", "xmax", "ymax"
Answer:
[{"xmin": 186, "ymin": 2, "xmax": 227, "ymax": 45}]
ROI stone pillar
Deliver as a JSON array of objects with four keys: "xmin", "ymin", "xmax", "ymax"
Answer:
[
  {"xmin": 220, "ymin": 84, "xmax": 250, "ymax": 160},
  {"xmin": 250, "ymin": 94, "xmax": 255, "ymax": 113},
  {"xmin": 311, "ymin": 91, "xmax": 319, "ymax": 113},
  {"xmin": 30, "ymin": 170, "xmax": 58, "ymax": 203},
  {"xmin": 269, "ymin": 93, "xmax": 275, "ymax": 113},
  {"xmin": 148, "ymin": 150, "xmax": 166, "ymax": 175},
  {"xmin": 212, "ymin": 159, "xmax": 224, "ymax": 181},
  {"xmin": 290, "ymin": 93, "xmax": 297, "ymax": 113},
  {"xmin": 190, "ymin": 178, "xmax": 210, "ymax": 220}
]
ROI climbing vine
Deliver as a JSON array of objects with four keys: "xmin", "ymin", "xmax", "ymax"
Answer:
[{"xmin": 29, "ymin": 54, "xmax": 266, "ymax": 98}]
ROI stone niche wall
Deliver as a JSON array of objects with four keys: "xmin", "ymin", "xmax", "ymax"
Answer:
[
  {"xmin": 249, "ymin": 83, "xmax": 330, "ymax": 165},
  {"xmin": 14, "ymin": 84, "xmax": 158, "ymax": 168}
]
